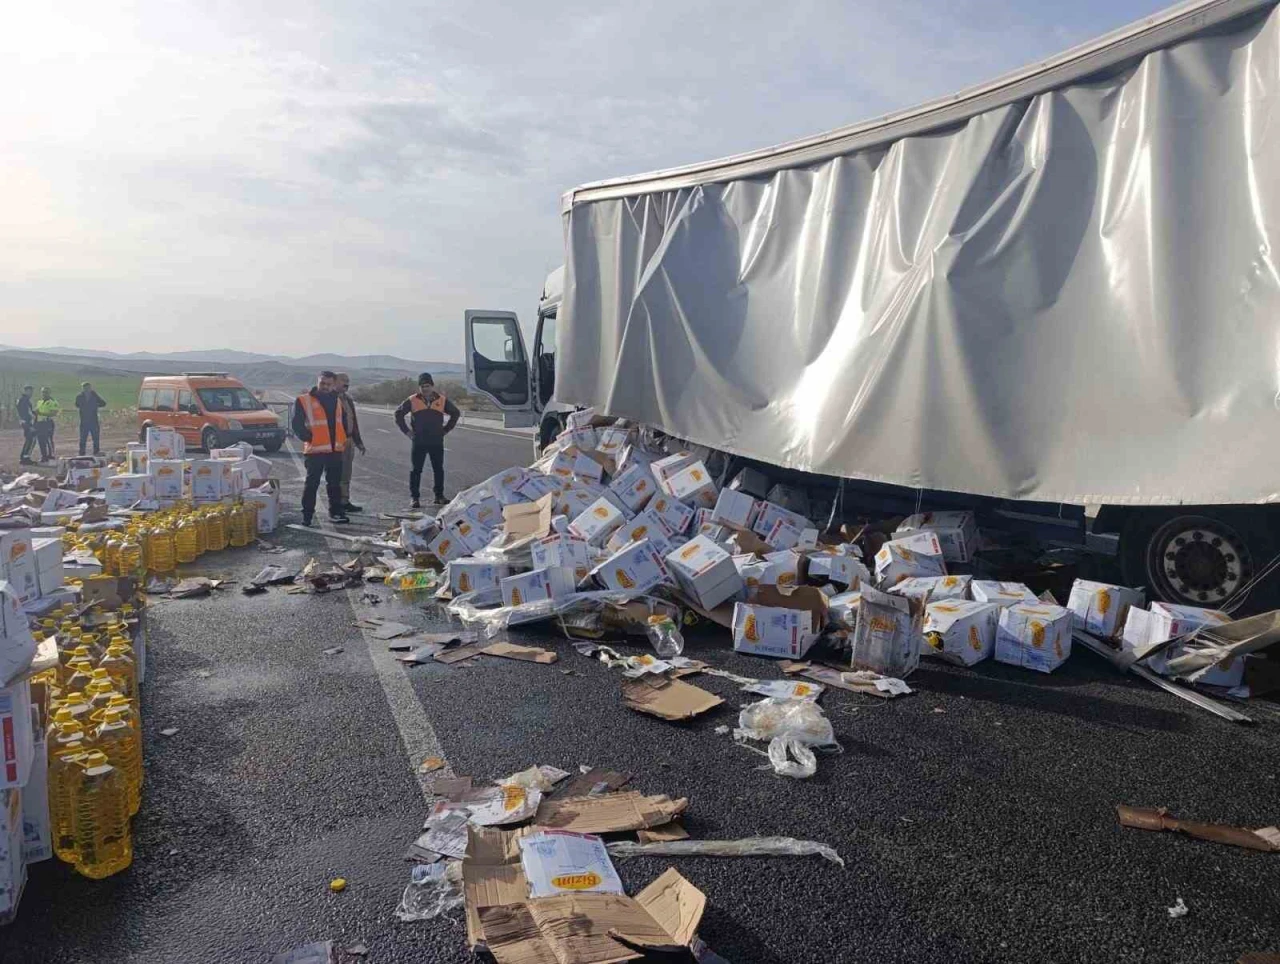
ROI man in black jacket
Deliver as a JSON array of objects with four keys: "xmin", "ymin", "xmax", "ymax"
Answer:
[
  {"xmin": 75, "ymin": 382, "xmax": 107, "ymax": 455},
  {"xmin": 291, "ymin": 371, "xmax": 352, "ymax": 526},
  {"xmin": 16, "ymin": 386, "xmax": 36, "ymax": 465},
  {"xmin": 394, "ymin": 373, "xmax": 460, "ymax": 508}
]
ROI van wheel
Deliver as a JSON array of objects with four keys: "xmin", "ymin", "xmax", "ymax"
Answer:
[
  {"xmin": 1120, "ymin": 508, "xmax": 1277, "ymax": 613},
  {"xmin": 201, "ymin": 427, "xmax": 220, "ymax": 452},
  {"xmin": 263, "ymin": 440, "xmax": 283, "ymax": 453}
]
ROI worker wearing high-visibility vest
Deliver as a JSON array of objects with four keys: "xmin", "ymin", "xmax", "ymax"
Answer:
[
  {"xmin": 33, "ymin": 387, "xmax": 60, "ymax": 462},
  {"xmin": 290, "ymin": 371, "xmax": 352, "ymax": 525},
  {"xmin": 394, "ymin": 372, "xmax": 460, "ymax": 509}
]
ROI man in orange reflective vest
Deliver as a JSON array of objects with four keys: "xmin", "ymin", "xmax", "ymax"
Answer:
[
  {"xmin": 291, "ymin": 370, "xmax": 352, "ymax": 525},
  {"xmin": 394, "ymin": 372, "xmax": 460, "ymax": 508}
]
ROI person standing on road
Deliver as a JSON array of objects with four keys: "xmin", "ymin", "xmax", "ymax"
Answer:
[
  {"xmin": 75, "ymin": 381, "xmax": 107, "ymax": 456},
  {"xmin": 16, "ymin": 386, "xmax": 37, "ymax": 465},
  {"xmin": 394, "ymin": 372, "xmax": 460, "ymax": 509},
  {"xmin": 291, "ymin": 371, "xmax": 351, "ymax": 526},
  {"xmin": 334, "ymin": 373, "xmax": 366, "ymax": 514},
  {"xmin": 34, "ymin": 387, "xmax": 59, "ymax": 462}
]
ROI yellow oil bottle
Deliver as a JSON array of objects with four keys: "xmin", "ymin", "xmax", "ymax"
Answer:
[
  {"xmin": 100, "ymin": 644, "xmax": 137, "ymax": 706},
  {"xmin": 70, "ymin": 750, "xmax": 133, "ymax": 878},
  {"xmin": 78, "ymin": 632, "xmax": 105, "ymax": 662},
  {"xmin": 64, "ymin": 658, "xmax": 96, "ymax": 695},
  {"xmin": 49, "ymin": 722, "xmax": 93, "ymax": 864},
  {"xmin": 228, "ymin": 504, "xmax": 252, "ymax": 547},
  {"xmin": 203, "ymin": 508, "xmax": 228, "ymax": 552},
  {"xmin": 94, "ymin": 707, "xmax": 141, "ymax": 817},
  {"xmin": 192, "ymin": 512, "xmax": 208, "ymax": 555},
  {"xmin": 118, "ymin": 536, "xmax": 143, "ymax": 576},
  {"xmin": 50, "ymin": 693, "xmax": 91, "ymax": 725},
  {"xmin": 174, "ymin": 517, "xmax": 199, "ymax": 563},
  {"xmin": 83, "ymin": 673, "xmax": 120, "ymax": 713},
  {"xmin": 146, "ymin": 527, "xmax": 176, "ymax": 574}
]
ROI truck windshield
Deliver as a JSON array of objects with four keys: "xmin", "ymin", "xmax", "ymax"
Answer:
[{"xmin": 197, "ymin": 387, "xmax": 261, "ymax": 412}]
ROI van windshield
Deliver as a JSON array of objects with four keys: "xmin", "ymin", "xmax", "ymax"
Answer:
[{"xmin": 197, "ymin": 387, "xmax": 261, "ymax": 412}]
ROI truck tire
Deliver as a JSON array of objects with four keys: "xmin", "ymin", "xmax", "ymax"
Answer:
[
  {"xmin": 537, "ymin": 413, "xmax": 565, "ymax": 457},
  {"xmin": 263, "ymin": 439, "xmax": 283, "ymax": 453},
  {"xmin": 1120, "ymin": 507, "xmax": 1278, "ymax": 613},
  {"xmin": 201, "ymin": 427, "xmax": 220, "ymax": 452}
]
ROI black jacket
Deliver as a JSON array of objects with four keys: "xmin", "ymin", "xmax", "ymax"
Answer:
[
  {"xmin": 291, "ymin": 388, "xmax": 349, "ymax": 447},
  {"xmin": 16, "ymin": 395, "xmax": 33, "ymax": 426},
  {"xmin": 394, "ymin": 390, "xmax": 460, "ymax": 442},
  {"xmin": 75, "ymin": 390, "xmax": 106, "ymax": 423}
]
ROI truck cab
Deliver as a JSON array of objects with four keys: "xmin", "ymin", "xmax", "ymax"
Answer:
[{"xmin": 464, "ymin": 266, "xmax": 574, "ymax": 452}]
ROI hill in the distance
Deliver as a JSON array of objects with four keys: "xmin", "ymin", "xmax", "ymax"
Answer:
[{"xmin": 33, "ymin": 346, "xmax": 460, "ymax": 373}]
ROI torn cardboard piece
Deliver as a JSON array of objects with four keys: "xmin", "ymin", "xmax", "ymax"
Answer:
[
  {"xmin": 1116, "ymin": 805, "xmax": 1280, "ymax": 853},
  {"xmin": 627, "ymin": 867, "xmax": 706, "ymax": 949},
  {"xmin": 622, "ymin": 676, "xmax": 724, "ymax": 722},
  {"xmin": 436, "ymin": 641, "xmax": 493, "ymax": 665},
  {"xmin": 535, "ymin": 791, "xmax": 689, "ymax": 834},
  {"xmin": 483, "ymin": 642, "xmax": 559, "ymax": 664},
  {"xmin": 555, "ymin": 768, "xmax": 633, "ymax": 799},
  {"xmin": 478, "ymin": 895, "xmax": 660, "ymax": 964},
  {"xmin": 637, "ymin": 822, "xmax": 690, "ymax": 843},
  {"xmin": 463, "ymin": 825, "xmax": 534, "ymax": 950}
]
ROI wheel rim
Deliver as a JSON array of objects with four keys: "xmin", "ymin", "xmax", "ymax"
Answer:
[
  {"xmin": 202, "ymin": 430, "xmax": 217, "ymax": 450},
  {"xmin": 1145, "ymin": 515, "xmax": 1252, "ymax": 606}
]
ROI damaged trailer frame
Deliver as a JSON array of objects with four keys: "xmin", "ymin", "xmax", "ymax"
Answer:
[{"xmin": 462, "ymin": 0, "xmax": 1280, "ymax": 612}]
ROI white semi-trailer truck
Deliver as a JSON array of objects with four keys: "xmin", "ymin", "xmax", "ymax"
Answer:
[{"xmin": 463, "ymin": 0, "xmax": 1280, "ymax": 611}]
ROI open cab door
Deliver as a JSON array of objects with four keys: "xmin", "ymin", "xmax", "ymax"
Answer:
[{"xmin": 464, "ymin": 310, "xmax": 537, "ymax": 428}]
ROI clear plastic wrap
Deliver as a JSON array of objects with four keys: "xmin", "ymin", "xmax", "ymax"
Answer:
[
  {"xmin": 606, "ymin": 837, "xmax": 844, "ymax": 865},
  {"xmin": 735, "ymin": 697, "xmax": 839, "ymax": 779},
  {"xmin": 767, "ymin": 738, "xmax": 817, "ymax": 779},
  {"xmin": 394, "ymin": 861, "xmax": 464, "ymax": 922},
  {"xmin": 447, "ymin": 589, "xmax": 665, "ymax": 638}
]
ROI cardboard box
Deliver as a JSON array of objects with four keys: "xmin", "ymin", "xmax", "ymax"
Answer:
[
  {"xmin": 894, "ymin": 510, "xmax": 980, "ymax": 563},
  {"xmin": 31, "ymin": 539, "xmax": 62, "ymax": 599},
  {"xmin": 923, "ymin": 599, "xmax": 999, "ymax": 666},
  {"xmin": 728, "ymin": 466, "xmax": 771, "ymax": 498},
  {"xmin": 0, "ymin": 583, "xmax": 34, "ymax": 689},
  {"xmin": 519, "ymin": 830, "xmax": 624, "ymax": 899},
  {"xmin": 569, "ymin": 497, "xmax": 630, "ymax": 548},
  {"xmin": 604, "ymin": 510, "xmax": 673, "ymax": 558},
  {"xmin": 764, "ymin": 519, "xmax": 804, "ymax": 551},
  {"xmin": 851, "ymin": 585, "xmax": 926, "ymax": 677},
  {"xmin": 125, "ymin": 443, "xmax": 150, "ymax": 475},
  {"xmin": 487, "ymin": 466, "xmax": 533, "ymax": 505},
  {"xmin": 235, "ymin": 454, "xmax": 272, "ymax": 485},
  {"xmin": 995, "ymin": 603, "xmax": 1073, "ymax": 673},
  {"xmin": 806, "ymin": 551, "xmax": 869, "ymax": 588},
  {"xmin": 874, "ymin": 532, "xmax": 946, "ymax": 588},
  {"xmin": 555, "ymin": 484, "xmax": 601, "ymax": 520},
  {"xmin": 148, "ymin": 459, "xmax": 186, "ymax": 501},
  {"xmin": 0, "ymin": 788, "xmax": 24, "ymax": 925},
  {"xmin": 0, "ymin": 678, "xmax": 33, "ymax": 790},
  {"xmin": 662, "ymin": 461, "xmax": 718, "ymax": 508},
  {"xmin": 501, "ymin": 567, "xmax": 578, "ymax": 607},
  {"xmin": 606, "ymin": 463, "xmax": 657, "ymax": 515},
  {"xmin": 889, "ymin": 574, "xmax": 970, "ymax": 601},
  {"xmin": 21, "ymin": 705, "xmax": 49, "ymax": 863},
  {"xmin": 711, "ymin": 489, "xmax": 758, "ymax": 529},
  {"xmin": 64, "ymin": 465, "xmax": 107, "ymax": 489},
  {"xmin": 546, "ymin": 449, "xmax": 576, "ymax": 482},
  {"xmin": 104, "ymin": 473, "xmax": 153, "ymax": 508},
  {"xmin": 531, "ymin": 533, "xmax": 592, "ymax": 584},
  {"xmin": 464, "ymin": 496, "xmax": 506, "ymax": 531},
  {"xmin": 448, "ymin": 560, "xmax": 511, "ymax": 596},
  {"xmin": 595, "ymin": 425, "xmax": 633, "ymax": 458},
  {"xmin": 648, "ymin": 494, "xmax": 695, "ymax": 537},
  {"xmin": 242, "ymin": 482, "xmax": 279, "ymax": 533},
  {"xmin": 732, "ymin": 588, "xmax": 826, "ymax": 659},
  {"xmin": 1066, "ymin": 579, "xmax": 1145, "ymax": 639},
  {"xmin": 664, "ymin": 535, "xmax": 744, "ymax": 610},
  {"xmin": 650, "ymin": 452, "xmax": 697, "ymax": 487},
  {"xmin": 145, "ymin": 426, "xmax": 183, "ymax": 460},
  {"xmin": 449, "ymin": 517, "xmax": 491, "ymax": 555},
  {"xmin": 0, "ymin": 535, "xmax": 37, "ymax": 608},
  {"xmin": 761, "ymin": 549, "xmax": 803, "ymax": 589},
  {"xmin": 591, "ymin": 539, "xmax": 670, "ymax": 593},
  {"xmin": 210, "ymin": 443, "xmax": 253, "ymax": 460},
  {"xmin": 428, "ymin": 527, "xmax": 467, "ymax": 564},
  {"xmin": 1121, "ymin": 602, "xmax": 1234, "ymax": 678},
  {"xmin": 752, "ymin": 501, "xmax": 811, "ymax": 540},
  {"xmin": 190, "ymin": 460, "xmax": 232, "ymax": 502},
  {"xmin": 571, "ymin": 452, "xmax": 605, "ymax": 484},
  {"xmin": 556, "ymin": 425, "xmax": 597, "ymax": 453},
  {"xmin": 971, "ymin": 580, "xmax": 1039, "ymax": 608}
]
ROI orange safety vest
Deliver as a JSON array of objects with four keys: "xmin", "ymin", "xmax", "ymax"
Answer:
[
  {"xmin": 409, "ymin": 391, "xmax": 447, "ymax": 415},
  {"xmin": 297, "ymin": 393, "xmax": 347, "ymax": 455}
]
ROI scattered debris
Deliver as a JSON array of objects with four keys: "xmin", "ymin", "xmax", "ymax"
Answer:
[
  {"xmin": 395, "ymin": 861, "xmax": 464, "ymax": 921},
  {"xmin": 536, "ymin": 791, "xmax": 688, "ymax": 834},
  {"xmin": 329, "ymin": 878, "xmax": 347, "ymax": 893},
  {"xmin": 342, "ymin": 944, "xmax": 368, "ymax": 958},
  {"xmin": 520, "ymin": 830, "xmax": 624, "ymax": 898},
  {"xmin": 638, "ymin": 822, "xmax": 690, "ymax": 843},
  {"xmin": 607, "ymin": 836, "xmax": 844, "ymax": 865},
  {"xmin": 418, "ymin": 756, "xmax": 446, "ymax": 774},
  {"xmin": 735, "ymin": 698, "xmax": 839, "ymax": 779},
  {"xmin": 396, "ymin": 644, "xmax": 446, "ymax": 664},
  {"xmin": 322, "ymin": 646, "xmax": 344, "ymax": 657},
  {"xmin": 555, "ymin": 768, "xmax": 632, "ymax": 799},
  {"xmin": 272, "ymin": 942, "xmax": 335, "ymax": 964},
  {"xmin": 1117, "ymin": 805, "xmax": 1280, "ymax": 852},
  {"xmin": 160, "ymin": 727, "xmax": 179, "ymax": 737},
  {"xmin": 622, "ymin": 676, "xmax": 724, "ymax": 721},
  {"xmin": 1167, "ymin": 897, "xmax": 1189, "ymax": 919}
]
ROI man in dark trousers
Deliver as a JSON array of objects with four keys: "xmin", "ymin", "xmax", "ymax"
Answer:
[
  {"xmin": 394, "ymin": 372, "xmax": 460, "ymax": 508},
  {"xmin": 291, "ymin": 370, "xmax": 351, "ymax": 526},
  {"xmin": 334, "ymin": 372, "xmax": 366, "ymax": 514},
  {"xmin": 16, "ymin": 386, "xmax": 36, "ymax": 465},
  {"xmin": 75, "ymin": 381, "xmax": 107, "ymax": 456}
]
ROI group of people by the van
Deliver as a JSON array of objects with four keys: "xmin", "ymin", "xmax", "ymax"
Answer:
[
  {"xmin": 292, "ymin": 370, "xmax": 459, "ymax": 526},
  {"xmin": 17, "ymin": 382, "xmax": 105, "ymax": 464}
]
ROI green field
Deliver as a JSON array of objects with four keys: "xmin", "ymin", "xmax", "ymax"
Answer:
[{"xmin": 0, "ymin": 370, "xmax": 140, "ymax": 417}]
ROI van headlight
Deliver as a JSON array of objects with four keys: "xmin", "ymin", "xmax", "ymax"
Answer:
[{"xmin": 227, "ymin": 419, "xmax": 243, "ymax": 430}]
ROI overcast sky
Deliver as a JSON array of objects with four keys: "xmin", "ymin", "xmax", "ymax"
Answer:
[{"xmin": 0, "ymin": 0, "xmax": 1169, "ymax": 362}]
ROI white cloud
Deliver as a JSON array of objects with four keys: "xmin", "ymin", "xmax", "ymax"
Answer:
[{"xmin": 0, "ymin": 0, "xmax": 1167, "ymax": 358}]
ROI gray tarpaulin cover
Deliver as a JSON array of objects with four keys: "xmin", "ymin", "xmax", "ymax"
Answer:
[{"xmin": 558, "ymin": 0, "xmax": 1280, "ymax": 507}]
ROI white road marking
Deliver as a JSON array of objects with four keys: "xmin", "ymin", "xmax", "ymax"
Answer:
[
  {"xmin": 377, "ymin": 428, "xmax": 391, "ymax": 434},
  {"xmin": 282, "ymin": 442, "xmax": 449, "ymax": 799}
]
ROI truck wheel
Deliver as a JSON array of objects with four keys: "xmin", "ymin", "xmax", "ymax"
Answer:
[
  {"xmin": 201, "ymin": 427, "xmax": 220, "ymax": 452},
  {"xmin": 263, "ymin": 439, "xmax": 283, "ymax": 453},
  {"xmin": 537, "ymin": 414, "xmax": 565, "ymax": 456},
  {"xmin": 1120, "ymin": 508, "xmax": 1276, "ymax": 612}
]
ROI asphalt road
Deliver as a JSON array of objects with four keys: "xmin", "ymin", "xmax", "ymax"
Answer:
[{"xmin": 6, "ymin": 417, "xmax": 1280, "ymax": 963}]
